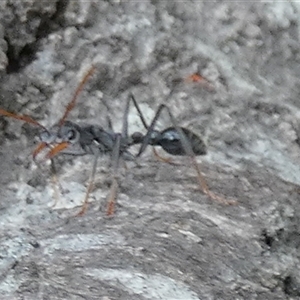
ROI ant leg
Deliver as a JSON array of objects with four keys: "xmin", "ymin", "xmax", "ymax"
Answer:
[
  {"xmin": 76, "ymin": 150, "xmax": 100, "ymax": 216},
  {"xmin": 50, "ymin": 158, "xmax": 61, "ymax": 208},
  {"xmin": 130, "ymin": 94, "xmax": 176, "ymax": 165},
  {"xmin": 105, "ymin": 99, "xmax": 125, "ymax": 171},
  {"xmin": 136, "ymin": 104, "xmax": 165, "ymax": 157},
  {"xmin": 138, "ymin": 104, "xmax": 236, "ymax": 205},
  {"xmin": 163, "ymin": 104, "xmax": 236, "ymax": 205},
  {"xmin": 108, "ymin": 113, "xmax": 128, "ymax": 169},
  {"xmin": 151, "ymin": 148, "xmax": 181, "ymax": 166},
  {"xmin": 129, "ymin": 94, "xmax": 148, "ymax": 130},
  {"xmin": 151, "ymin": 148, "xmax": 178, "ymax": 166},
  {"xmin": 107, "ymin": 113, "xmax": 127, "ymax": 174},
  {"xmin": 0, "ymin": 109, "xmax": 47, "ymax": 131},
  {"xmin": 106, "ymin": 134, "xmax": 122, "ymax": 216},
  {"xmin": 121, "ymin": 94, "xmax": 135, "ymax": 140}
]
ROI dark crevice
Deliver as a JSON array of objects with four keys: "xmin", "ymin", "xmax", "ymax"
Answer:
[
  {"xmin": 6, "ymin": 40, "xmax": 37, "ymax": 74},
  {"xmin": 260, "ymin": 229, "xmax": 275, "ymax": 248},
  {"xmin": 283, "ymin": 275, "xmax": 300, "ymax": 297},
  {"xmin": 6, "ymin": 0, "xmax": 70, "ymax": 74}
]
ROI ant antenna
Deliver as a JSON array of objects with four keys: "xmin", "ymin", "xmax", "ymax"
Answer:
[
  {"xmin": 58, "ymin": 65, "xmax": 96, "ymax": 127},
  {"xmin": 0, "ymin": 109, "xmax": 47, "ymax": 131}
]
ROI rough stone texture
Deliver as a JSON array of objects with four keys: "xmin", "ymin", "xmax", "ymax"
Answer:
[{"xmin": 0, "ymin": 1, "xmax": 300, "ymax": 299}]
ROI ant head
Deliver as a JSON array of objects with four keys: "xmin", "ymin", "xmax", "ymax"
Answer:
[
  {"xmin": 39, "ymin": 121, "xmax": 80, "ymax": 145},
  {"xmin": 35, "ymin": 65, "xmax": 96, "ymax": 161},
  {"xmin": 0, "ymin": 66, "xmax": 96, "ymax": 161},
  {"xmin": 34, "ymin": 121, "xmax": 81, "ymax": 161}
]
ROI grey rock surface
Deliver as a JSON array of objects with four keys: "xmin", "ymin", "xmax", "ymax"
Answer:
[{"xmin": 0, "ymin": 1, "xmax": 300, "ymax": 299}]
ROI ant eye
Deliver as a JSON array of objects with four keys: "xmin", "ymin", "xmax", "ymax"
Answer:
[
  {"xmin": 39, "ymin": 130, "xmax": 51, "ymax": 142},
  {"xmin": 67, "ymin": 129, "xmax": 77, "ymax": 141}
]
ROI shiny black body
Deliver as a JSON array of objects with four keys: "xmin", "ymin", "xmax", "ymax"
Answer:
[
  {"xmin": 155, "ymin": 127, "xmax": 207, "ymax": 156},
  {"xmin": 38, "ymin": 95, "xmax": 207, "ymax": 162},
  {"xmin": 39, "ymin": 120, "xmax": 135, "ymax": 160},
  {"xmin": 131, "ymin": 127, "xmax": 207, "ymax": 156}
]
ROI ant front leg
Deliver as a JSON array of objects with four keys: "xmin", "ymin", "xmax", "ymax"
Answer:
[{"xmin": 137, "ymin": 103, "xmax": 236, "ymax": 205}]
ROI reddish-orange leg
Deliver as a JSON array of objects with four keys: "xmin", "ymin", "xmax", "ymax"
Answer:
[
  {"xmin": 136, "ymin": 103, "xmax": 236, "ymax": 206},
  {"xmin": 76, "ymin": 150, "xmax": 100, "ymax": 216},
  {"xmin": 188, "ymin": 155, "xmax": 236, "ymax": 205},
  {"xmin": 152, "ymin": 148, "xmax": 182, "ymax": 166},
  {"xmin": 0, "ymin": 109, "xmax": 47, "ymax": 130},
  {"xmin": 106, "ymin": 177, "xmax": 118, "ymax": 216}
]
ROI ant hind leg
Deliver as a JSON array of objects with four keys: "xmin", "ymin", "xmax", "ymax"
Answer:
[
  {"xmin": 138, "ymin": 103, "xmax": 236, "ymax": 205},
  {"xmin": 152, "ymin": 148, "xmax": 180, "ymax": 166},
  {"xmin": 163, "ymin": 104, "xmax": 236, "ymax": 205}
]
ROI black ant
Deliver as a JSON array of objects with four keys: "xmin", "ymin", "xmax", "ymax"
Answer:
[{"xmin": 0, "ymin": 65, "xmax": 235, "ymax": 216}]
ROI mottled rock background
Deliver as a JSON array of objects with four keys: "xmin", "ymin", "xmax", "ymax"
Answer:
[{"xmin": 0, "ymin": 1, "xmax": 300, "ymax": 299}]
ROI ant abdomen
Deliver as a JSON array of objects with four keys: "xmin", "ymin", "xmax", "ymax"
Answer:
[
  {"xmin": 131, "ymin": 127, "xmax": 207, "ymax": 156},
  {"xmin": 153, "ymin": 127, "xmax": 207, "ymax": 156}
]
